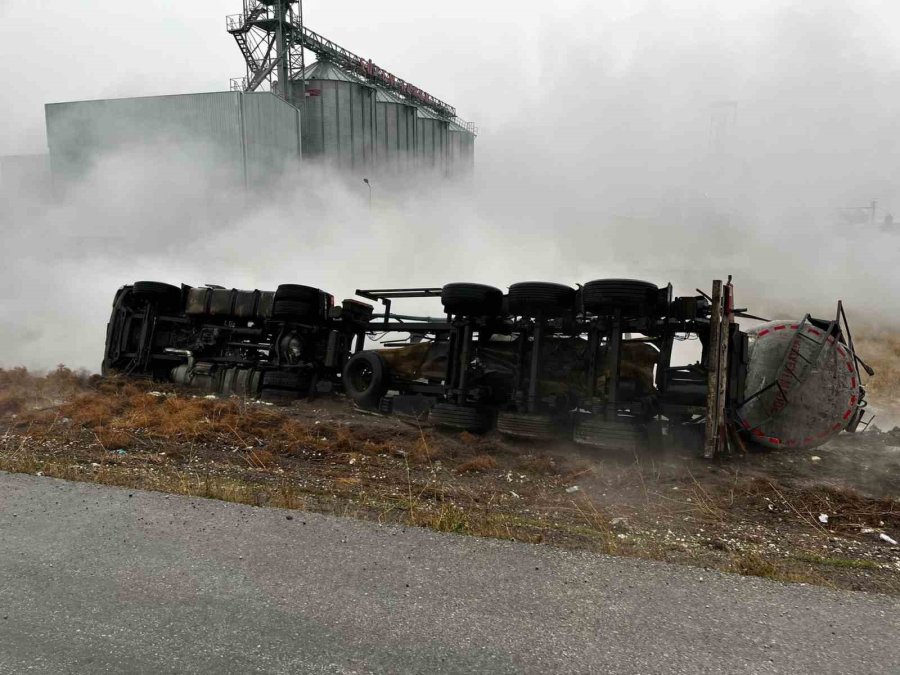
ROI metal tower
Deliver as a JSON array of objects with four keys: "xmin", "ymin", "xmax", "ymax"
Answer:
[
  {"xmin": 227, "ymin": 1, "xmax": 304, "ymax": 100},
  {"xmin": 226, "ymin": 0, "xmax": 468, "ymax": 123}
]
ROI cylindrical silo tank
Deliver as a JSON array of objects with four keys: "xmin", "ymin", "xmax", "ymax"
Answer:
[
  {"xmin": 415, "ymin": 108, "xmax": 450, "ymax": 173},
  {"xmin": 737, "ymin": 320, "xmax": 862, "ymax": 450},
  {"xmin": 448, "ymin": 120, "xmax": 476, "ymax": 175},
  {"xmin": 290, "ymin": 61, "xmax": 376, "ymax": 171},
  {"xmin": 374, "ymin": 89, "xmax": 418, "ymax": 174}
]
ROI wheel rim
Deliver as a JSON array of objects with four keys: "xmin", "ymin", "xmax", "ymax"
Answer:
[{"xmin": 348, "ymin": 361, "xmax": 374, "ymax": 394}]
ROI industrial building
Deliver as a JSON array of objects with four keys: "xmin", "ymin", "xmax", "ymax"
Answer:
[
  {"xmin": 45, "ymin": 1, "xmax": 475, "ymax": 188},
  {"xmin": 46, "ymin": 91, "xmax": 301, "ymax": 188}
]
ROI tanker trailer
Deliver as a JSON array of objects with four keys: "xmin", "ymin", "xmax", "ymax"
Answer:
[{"xmin": 734, "ymin": 306, "xmax": 870, "ymax": 451}]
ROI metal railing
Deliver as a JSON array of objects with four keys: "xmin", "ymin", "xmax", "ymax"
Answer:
[
  {"xmin": 226, "ymin": 14, "xmax": 244, "ymax": 32},
  {"xmin": 230, "ymin": 77, "xmax": 247, "ymax": 92},
  {"xmin": 452, "ymin": 117, "xmax": 478, "ymax": 135},
  {"xmin": 288, "ymin": 24, "xmax": 457, "ymax": 119},
  {"xmin": 225, "ymin": 4, "xmax": 474, "ymax": 125}
]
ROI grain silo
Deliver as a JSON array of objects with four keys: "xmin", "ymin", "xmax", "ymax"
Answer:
[
  {"xmin": 374, "ymin": 89, "xmax": 418, "ymax": 174},
  {"xmin": 293, "ymin": 61, "xmax": 376, "ymax": 171},
  {"xmin": 416, "ymin": 108, "xmax": 450, "ymax": 173},
  {"xmin": 449, "ymin": 120, "xmax": 476, "ymax": 175}
]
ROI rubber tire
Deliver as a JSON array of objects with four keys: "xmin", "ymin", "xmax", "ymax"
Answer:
[
  {"xmin": 573, "ymin": 414, "xmax": 646, "ymax": 452},
  {"xmin": 275, "ymin": 284, "xmax": 321, "ymax": 302},
  {"xmin": 343, "ymin": 351, "xmax": 389, "ymax": 410},
  {"xmin": 261, "ymin": 370, "xmax": 310, "ymax": 391},
  {"xmin": 132, "ymin": 281, "xmax": 181, "ymax": 312},
  {"xmin": 582, "ymin": 279, "xmax": 659, "ymax": 316},
  {"xmin": 507, "ymin": 282, "xmax": 575, "ymax": 317},
  {"xmin": 429, "ymin": 403, "xmax": 492, "ymax": 433},
  {"xmin": 272, "ymin": 300, "xmax": 320, "ymax": 321},
  {"xmin": 496, "ymin": 412, "xmax": 557, "ymax": 440},
  {"xmin": 441, "ymin": 283, "xmax": 503, "ymax": 317}
]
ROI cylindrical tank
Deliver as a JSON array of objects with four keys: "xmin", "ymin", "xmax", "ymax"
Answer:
[
  {"xmin": 738, "ymin": 320, "xmax": 861, "ymax": 450},
  {"xmin": 374, "ymin": 89, "xmax": 417, "ymax": 173},
  {"xmin": 448, "ymin": 120, "xmax": 475, "ymax": 175},
  {"xmin": 416, "ymin": 108, "xmax": 450, "ymax": 173},
  {"xmin": 290, "ymin": 61, "xmax": 376, "ymax": 171}
]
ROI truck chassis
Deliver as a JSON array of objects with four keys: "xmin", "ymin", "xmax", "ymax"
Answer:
[{"xmin": 103, "ymin": 278, "xmax": 867, "ymax": 457}]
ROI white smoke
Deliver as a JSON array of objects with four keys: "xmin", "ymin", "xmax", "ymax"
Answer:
[{"xmin": 3, "ymin": 0, "xmax": 900, "ymax": 372}]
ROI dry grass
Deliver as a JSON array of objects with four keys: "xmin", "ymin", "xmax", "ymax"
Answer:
[
  {"xmin": 728, "ymin": 551, "xmax": 829, "ymax": 586},
  {"xmin": 457, "ymin": 454, "xmax": 498, "ymax": 473},
  {"xmin": 0, "ymin": 366, "xmax": 94, "ymax": 416},
  {"xmin": 742, "ymin": 478, "xmax": 900, "ymax": 530},
  {"xmin": 517, "ymin": 454, "xmax": 559, "ymax": 475},
  {"xmin": 2, "ymin": 367, "xmax": 898, "ymax": 595},
  {"xmin": 855, "ymin": 331, "xmax": 900, "ymax": 403}
]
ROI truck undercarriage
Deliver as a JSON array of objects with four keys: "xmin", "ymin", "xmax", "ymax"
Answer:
[{"xmin": 103, "ymin": 278, "xmax": 870, "ymax": 457}]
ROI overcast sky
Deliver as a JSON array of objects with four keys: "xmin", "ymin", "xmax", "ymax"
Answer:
[
  {"xmin": 2, "ymin": 1, "xmax": 900, "ymax": 370},
  {"xmin": 2, "ymin": 0, "xmax": 898, "ymax": 155}
]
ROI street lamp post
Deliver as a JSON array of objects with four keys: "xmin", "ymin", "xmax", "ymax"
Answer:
[{"xmin": 363, "ymin": 178, "xmax": 372, "ymax": 209}]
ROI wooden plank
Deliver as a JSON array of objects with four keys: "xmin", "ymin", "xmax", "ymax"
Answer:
[
  {"xmin": 704, "ymin": 280, "xmax": 724, "ymax": 458},
  {"xmin": 714, "ymin": 281, "xmax": 732, "ymax": 453}
]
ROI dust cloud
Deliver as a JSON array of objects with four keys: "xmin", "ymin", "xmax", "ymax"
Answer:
[{"xmin": 2, "ymin": 0, "xmax": 900, "ymax": 376}]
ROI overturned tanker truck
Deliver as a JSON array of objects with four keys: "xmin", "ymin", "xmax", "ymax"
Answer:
[{"xmin": 102, "ymin": 278, "xmax": 872, "ymax": 457}]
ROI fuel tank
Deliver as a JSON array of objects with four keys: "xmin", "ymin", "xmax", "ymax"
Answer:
[{"xmin": 737, "ymin": 320, "xmax": 861, "ymax": 450}]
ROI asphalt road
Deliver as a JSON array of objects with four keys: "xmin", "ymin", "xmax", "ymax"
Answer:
[{"xmin": 0, "ymin": 472, "xmax": 896, "ymax": 674}]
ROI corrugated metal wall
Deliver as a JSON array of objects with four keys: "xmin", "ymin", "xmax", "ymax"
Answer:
[
  {"xmin": 45, "ymin": 81, "xmax": 472, "ymax": 184},
  {"xmin": 448, "ymin": 122, "xmax": 476, "ymax": 175},
  {"xmin": 416, "ymin": 111, "xmax": 450, "ymax": 173},
  {"xmin": 240, "ymin": 93, "xmax": 303, "ymax": 184},
  {"xmin": 374, "ymin": 90, "xmax": 417, "ymax": 173},
  {"xmin": 45, "ymin": 92, "xmax": 301, "ymax": 187}
]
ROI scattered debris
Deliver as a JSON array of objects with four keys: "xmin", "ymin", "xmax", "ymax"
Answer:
[
  {"xmin": 880, "ymin": 533, "xmax": 898, "ymax": 546},
  {"xmin": 610, "ymin": 517, "xmax": 630, "ymax": 532},
  {"xmin": 818, "ymin": 513, "xmax": 829, "ymax": 524},
  {"xmin": 565, "ymin": 485, "xmax": 580, "ymax": 494},
  {"xmin": 810, "ymin": 456, "xmax": 822, "ymax": 462}
]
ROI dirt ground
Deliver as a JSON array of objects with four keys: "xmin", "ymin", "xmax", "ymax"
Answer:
[{"xmin": 0, "ymin": 367, "xmax": 898, "ymax": 595}]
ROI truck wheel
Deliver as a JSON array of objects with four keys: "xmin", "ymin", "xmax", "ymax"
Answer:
[
  {"xmin": 132, "ymin": 281, "xmax": 181, "ymax": 312},
  {"xmin": 275, "ymin": 284, "xmax": 322, "ymax": 302},
  {"xmin": 507, "ymin": 282, "xmax": 575, "ymax": 317},
  {"xmin": 496, "ymin": 411, "xmax": 557, "ymax": 440},
  {"xmin": 441, "ymin": 283, "xmax": 503, "ymax": 316},
  {"xmin": 429, "ymin": 403, "xmax": 492, "ymax": 433},
  {"xmin": 272, "ymin": 300, "xmax": 320, "ymax": 321},
  {"xmin": 582, "ymin": 279, "xmax": 658, "ymax": 316},
  {"xmin": 273, "ymin": 284, "xmax": 324, "ymax": 321},
  {"xmin": 257, "ymin": 370, "xmax": 312, "ymax": 405},
  {"xmin": 262, "ymin": 370, "xmax": 311, "ymax": 391},
  {"xmin": 343, "ymin": 351, "xmax": 389, "ymax": 410},
  {"xmin": 573, "ymin": 414, "xmax": 646, "ymax": 452}
]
